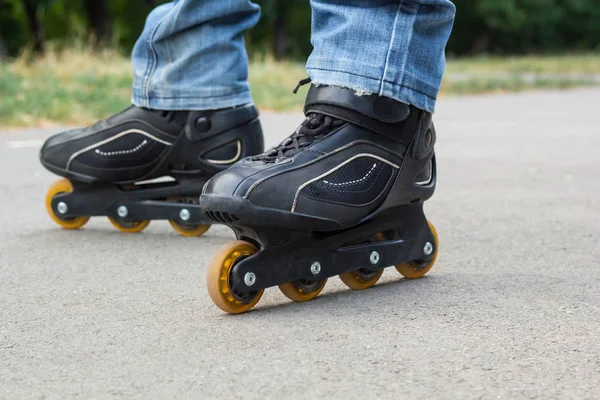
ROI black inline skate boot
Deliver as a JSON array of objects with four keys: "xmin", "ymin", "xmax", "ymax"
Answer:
[
  {"xmin": 200, "ymin": 84, "xmax": 439, "ymax": 313},
  {"xmin": 41, "ymin": 104, "xmax": 263, "ymax": 236}
]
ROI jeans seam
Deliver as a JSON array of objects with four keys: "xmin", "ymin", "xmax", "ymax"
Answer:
[
  {"xmin": 396, "ymin": 1, "xmax": 417, "ymax": 97},
  {"xmin": 143, "ymin": 6, "xmax": 179, "ymax": 106},
  {"xmin": 140, "ymin": 37, "xmax": 153, "ymax": 107},
  {"xmin": 143, "ymin": 25, "xmax": 159, "ymax": 107},
  {"xmin": 379, "ymin": 3, "xmax": 402, "ymax": 96}
]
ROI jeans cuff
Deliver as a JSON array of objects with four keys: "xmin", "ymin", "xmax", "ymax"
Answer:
[
  {"xmin": 131, "ymin": 88, "xmax": 254, "ymax": 111},
  {"xmin": 306, "ymin": 67, "xmax": 437, "ymax": 113}
]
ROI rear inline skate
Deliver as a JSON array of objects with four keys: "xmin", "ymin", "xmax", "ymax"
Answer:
[
  {"xmin": 200, "ymin": 84, "xmax": 439, "ymax": 313},
  {"xmin": 41, "ymin": 104, "xmax": 263, "ymax": 236}
]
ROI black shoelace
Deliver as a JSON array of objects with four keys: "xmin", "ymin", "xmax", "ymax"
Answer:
[{"xmin": 254, "ymin": 112, "xmax": 345, "ymax": 162}]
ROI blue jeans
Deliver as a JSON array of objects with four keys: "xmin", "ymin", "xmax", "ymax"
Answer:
[{"xmin": 131, "ymin": 0, "xmax": 455, "ymax": 113}]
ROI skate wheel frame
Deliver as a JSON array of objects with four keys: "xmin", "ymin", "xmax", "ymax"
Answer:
[
  {"xmin": 107, "ymin": 217, "xmax": 150, "ymax": 233},
  {"xmin": 278, "ymin": 279, "xmax": 327, "ymax": 302},
  {"xmin": 206, "ymin": 222, "xmax": 438, "ymax": 314},
  {"xmin": 168, "ymin": 220, "xmax": 210, "ymax": 237},
  {"xmin": 395, "ymin": 221, "xmax": 438, "ymax": 279},
  {"xmin": 45, "ymin": 179, "xmax": 90, "ymax": 229},
  {"xmin": 167, "ymin": 197, "xmax": 210, "ymax": 237},
  {"xmin": 206, "ymin": 240, "xmax": 264, "ymax": 314}
]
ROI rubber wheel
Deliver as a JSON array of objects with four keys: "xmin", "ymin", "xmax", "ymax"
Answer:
[
  {"xmin": 168, "ymin": 220, "xmax": 210, "ymax": 237},
  {"xmin": 339, "ymin": 232, "xmax": 385, "ymax": 290},
  {"xmin": 167, "ymin": 196, "xmax": 210, "ymax": 237},
  {"xmin": 395, "ymin": 221, "xmax": 439, "ymax": 279},
  {"xmin": 278, "ymin": 279, "xmax": 327, "ymax": 302},
  {"xmin": 206, "ymin": 240, "xmax": 263, "ymax": 314},
  {"xmin": 107, "ymin": 217, "xmax": 150, "ymax": 233},
  {"xmin": 45, "ymin": 178, "xmax": 90, "ymax": 229},
  {"xmin": 339, "ymin": 268, "xmax": 384, "ymax": 290}
]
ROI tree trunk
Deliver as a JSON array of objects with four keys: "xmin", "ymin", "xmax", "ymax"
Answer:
[
  {"xmin": 22, "ymin": 0, "xmax": 45, "ymax": 53},
  {"xmin": 272, "ymin": 1, "xmax": 289, "ymax": 60},
  {"xmin": 470, "ymin": 33, "xmax": 490, "ymax": 55},
  {"xmin": 82, "ymin": 0, "xmax": 111, "ymax": 49},
  {"xmin": 0, "ymin": 36, "xmax": 8, "ymax": 58}
]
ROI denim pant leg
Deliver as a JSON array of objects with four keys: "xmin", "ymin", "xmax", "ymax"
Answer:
[
  {"xmin": 131, "ymin": 0, "xmax": 260, "ymax": 110},
  {"xmin": 307, "ymin": 0, "xmax": 456, "ymax": 113}
]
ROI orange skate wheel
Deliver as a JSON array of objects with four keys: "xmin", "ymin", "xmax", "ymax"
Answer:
[
  {"xmin": 339, "ymin": 268, "xmax": 384, "ymax": 290},
  {"xmin": 206, "ymin": 240, "xmax": 263, "ymax": 314},
  {"xmin": 339, "ymin": 232, "xmax": 386, "ymax": 289},
  {"xmin": 45, "ymin": 178, "xmax": 90, "ymax": 229},
  {"xmin": 168, "ymin": 220, "xmax": 210, "ymax": 237},
  {"xmin": 395, "ymin": 221, "xmax": 438, "ymax": 279},
  {"xmin": 278, "ymin": 278, "xmax": 327, "ymax": 302},
  {"xmin": 107, "ymin": 217, "xmax": 150, "ymax": 233},
  {"xmin": 167, "ymin": 197, "xmax": 210, "ymax": 237}
]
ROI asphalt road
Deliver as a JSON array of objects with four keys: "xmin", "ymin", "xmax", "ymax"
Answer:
[{"xmin": 1, "ymin": 89, "xmax": 599, "ymax": 399}]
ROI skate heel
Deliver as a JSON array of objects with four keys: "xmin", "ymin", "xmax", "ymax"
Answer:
[
  {"xmin": 381, "ymin": 114, "xmax": 436, "ymax": 210},
  {"xmin": 239, "ymin": 117, "xmax": 265, "ymax": 158}
]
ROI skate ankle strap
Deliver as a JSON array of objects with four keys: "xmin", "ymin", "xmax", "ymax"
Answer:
[
  {"xmin": 304, "ymin": 85, "xmax": 410, "ymax": 123},
  {"xmin": 304, "ymin": 85, "xmax": 421, "ymax": 145}
]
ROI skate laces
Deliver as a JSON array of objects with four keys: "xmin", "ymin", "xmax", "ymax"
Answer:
[{"xmin": 254, "ymin": 112, "xmax": 345, "ymax": 162}]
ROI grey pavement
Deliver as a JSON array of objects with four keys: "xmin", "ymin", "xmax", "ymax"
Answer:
[{"xmin": 1, "ymin": 89, "xmax": 599, "ymax": 399}]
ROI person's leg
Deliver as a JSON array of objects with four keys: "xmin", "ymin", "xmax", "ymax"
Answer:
[
  {"xmin": 41, "ymin": 0, "xmax": 265, "ymax": 234},
  {"xmin": 203, "ymin": 0, "xmax": 458, "ymax": 218},
  {"xmin": 131, "ymin": 0, "xmax": 260, "ymax": 110},
  {"xmin": 42, "ymin": 0, "xmax": 263, "ymax": 182},
  {"xmin": 201, "ymin": 0, "xmax": 456, "ymax": 313},
  {"xmin": 307, "ymin": 0, "xmax": 456, "ymax": 113}
]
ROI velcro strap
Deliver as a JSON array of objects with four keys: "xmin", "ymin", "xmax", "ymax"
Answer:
[{"xmin": 304, "ymin": 85, "xmax": 410, "ymax": 123}]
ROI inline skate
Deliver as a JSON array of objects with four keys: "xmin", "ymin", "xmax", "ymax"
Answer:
[
  {"xmin": 200, "ymin": 84, "xmax": 439, "ymax": 313},
  {"xmin": 41, "ymin": 104, "xmax": 263, "ymax": 236}
]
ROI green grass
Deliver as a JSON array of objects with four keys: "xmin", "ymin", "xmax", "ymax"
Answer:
[
  {"xmin": 441, "ymin": 75, "xmax": 598, "ymax": 94},
  {"xmin": 1, "ymin": 50, "xmax": 599, "ymax": 127},
  {"xmin": 446, "ymin": 54, "xmax": 600, "ymax": 75}
]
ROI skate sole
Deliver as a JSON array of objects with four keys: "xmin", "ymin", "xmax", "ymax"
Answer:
[
  {"xmin": 199, "ymin": 194, "xmax": 343, "ymax": 231},
  {"xmin": 40, "ymin": 158, "xmax": 100, "ymax": 184}
]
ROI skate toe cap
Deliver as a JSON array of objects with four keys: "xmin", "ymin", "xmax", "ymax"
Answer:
[
  {"xmin": 203, "ymin": 166, "xmax": 248, "ymax": 196},
  {"xmin": 45, "ymin": 126, "xmax": 88, "ymax": 149},
  {"xmin": 40, "ymin": 125, "xmax": 93, "ymax": 170},
  {"xmin": 203, "ymin": 157, "xmax": 268, "ymax": 197},
  {"xmin": 40, "ymin": 132, "xmax": 74, "ymax": 169}
]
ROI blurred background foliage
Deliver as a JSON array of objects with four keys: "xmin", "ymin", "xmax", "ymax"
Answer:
[
  {"xmin": 1, "ymin": 0, "xmax": 599, "ymax": 59},
  {"xmin": 1, "ymin": 0, "xmax": 599, "ymax": 125}
]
